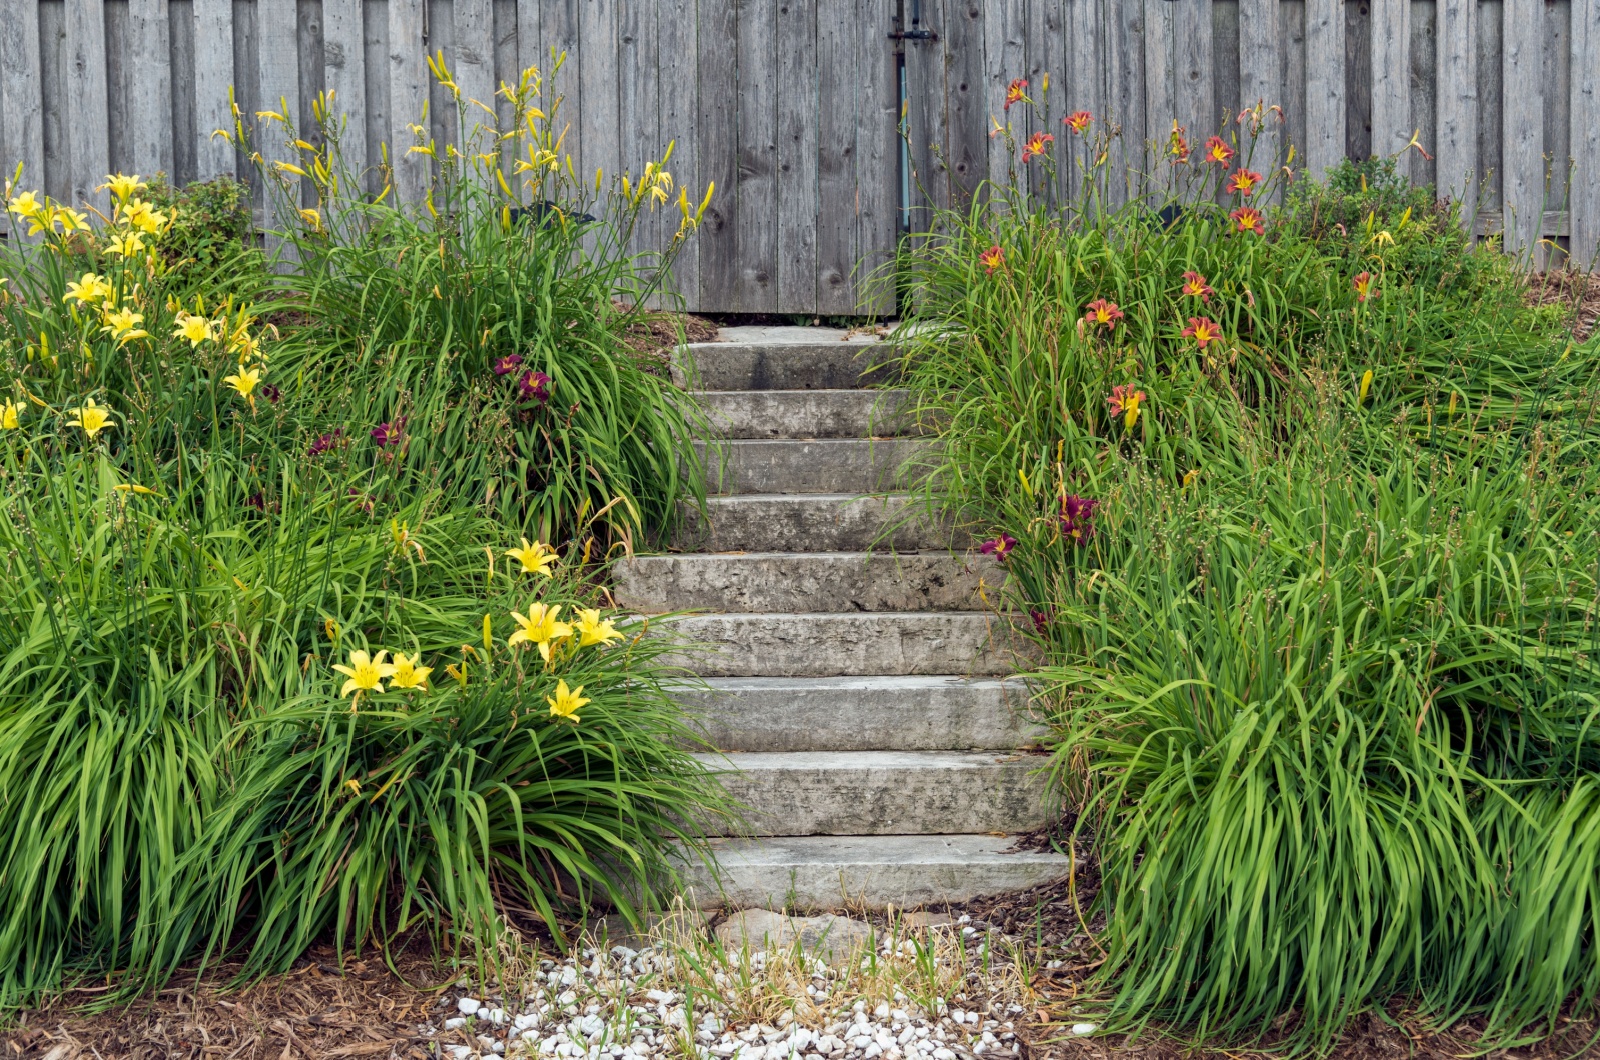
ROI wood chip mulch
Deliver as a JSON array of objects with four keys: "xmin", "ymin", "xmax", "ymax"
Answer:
[
  {"xmin": 0, "ymin": 941, "xmax": 450, "ymax": 1060},
  {"xmin": 1528, "ymin": 268, "xmax": 1600, "ymax": 343}
]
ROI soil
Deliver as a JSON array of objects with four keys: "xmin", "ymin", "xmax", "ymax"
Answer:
[{"xmin": 616, "ymin": 308, "xmax": 718, "ymax": 374}]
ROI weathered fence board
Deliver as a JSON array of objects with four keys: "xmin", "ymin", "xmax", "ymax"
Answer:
[{"xmin": 4, "ymin": 0, "xmax": 1598, "ymax": 309}]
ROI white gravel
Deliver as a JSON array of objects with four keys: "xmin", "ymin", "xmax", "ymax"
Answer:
[{"xmin": 417, "ymin": 925, "xmax": 1032, "ymax": 1060}]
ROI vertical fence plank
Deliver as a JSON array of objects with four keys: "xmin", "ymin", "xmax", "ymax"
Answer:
[
  {"xmin": 1501, "ymin": 0, "xmax": 1542, "ymax": 255},
  {"xmin": 257, "ymin": 0, "xmax": 300, "ymax": 222},
  {"xmin": 389, "ymin": 0, "xmax": 428, "ymax": 202},
  {"xmin": 942, "ymin": 0, "xmax": 986, "ymax": 205},
  {"xmin": 1211, "ymin": 0, "xmax": 1239, "ymax": 123},
  {"xmin": 982, "ymin": 0, "xmax": 1025, "ymax": 195},
  {"xmin": 1369, "ymin": 0, "xmax": 1410, "ymax": 176},
  {"xmin": 617, "ymin": 0, "xmax": 658, "ymax": 274},
  {"xmin": 1239, "ymin": 0, "xmax": 1279, "ymax": 191},
  {"xmin": 514, "ymin": 0, "xmax": 538, "ymax": 83},
  {"xmin": 776, "ymin": 0, "xmax": 818, "ymax": 312},
  {"xmin": 169, "ymin": 0, "xmax": 195, "ymax": 185},
  {"xmin": 1574, "ymin": 0, "xmax": 1600, "ymax": 265},
  {"xmin": 856, "ymin": 0, "xmax": 897, "ymax": 314},
  {"xmin": 1065, "ymin": 0, "xmax": 1102, "ymax": 203},
  {"xmin": 697, "ymin": 0, "xmax": 737, "ymax": 309},
  {"xmin": 324, "ymin": 0, "xmax": 367, "ymax": 184},
  {"xmin": 1175, "ymin": 0, "xmax": 1214, "ymax": 143},
  {"xmin": 577, "ymin": 0, "xmax": 617, "ymax": 200},
  {"xmin": 1409, "ymin": 0, "xmax": 1436, "ymax": 190},
  {"xmin": 454, "ymin": 0, "xmax": 497, "ymax": 156},
  {"xmin": 1345, "ymin": 0, "xmax": 1371, "ymax": 159},
  {"xmin": 0, "ymin": 0, "xmax": 46, "ymax": 199},
  {"xmin": 1021, "ymin": 0, "xmax": 1059, "ymax": 203},
  {"xmin": 1105, "ymin": 0, "xmax": 1145, "ymax": 207},
  {"xmin": 1143, "ymin": 0, "xmax": 1177, "ymax": 195},
  {"xmin": 733, "ymin": 0, "xmax": 776, "ymax": 311},
  {"xmin": 1476, "ymin": 0, "xmax": 1501, "ymax": 218},
  {"xmin": 1436, "ymin": 0, "xmax": 1476, "ymax": 226},
  {"xmin": 541, "ymin": 0, "xmax": 581, "ymax": 180},
  {"xmin": 1303, "ymin": 0, "xmax": 1344, "ymax": 180},
  {"xmin": 659, "ymin": 0, "xmax": 698, "ymax": 307},
  {"xmin": 1279, "ymin": 0, "xmax": 1306, "ymax": 175},
  {"xmin": 816, "ymin": 0, "xmax": 856, "ymax": 313},
  {"xmin": 192, "ymin": 0, "xmax": 234, "ymax": 179},
  {"xmin": 1543, "ymin": 0, "xmax": 1570, "ymax": 251},
  {"xmin": 64, "ymin": 0, "xmax": 110, "ymax": 210},
  {"xmin": 904, "ymin": 0, "xmax": 948, "ymax": 226}
]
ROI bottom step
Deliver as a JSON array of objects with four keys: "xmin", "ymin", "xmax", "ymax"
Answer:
[{"xmin": 678, "ymin": 834, "xmax": 1071, "ymax": 911}]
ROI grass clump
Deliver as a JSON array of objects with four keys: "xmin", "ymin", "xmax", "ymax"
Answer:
[
  {"xmin": 0, "ymin": 55, "xmax": 724, "ymax": 1010},
  {"xmin": 890, "ymin": 101, "xmax": 1600, "ymax": 1051}
]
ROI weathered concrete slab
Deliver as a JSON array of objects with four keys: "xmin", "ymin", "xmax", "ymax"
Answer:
[
  {"xmin": 697, "ymin": 439, "xmax": 929, "ymax": 495},
  {"xmin": 696, "ymin": 388, "xmax": 917, "ymax": 439},
  {"xmin": 672, "ymin": 494, "xmax": 962, "ymax": 553}
]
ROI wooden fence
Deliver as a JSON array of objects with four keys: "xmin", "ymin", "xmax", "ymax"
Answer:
[{"xmin": 0, "ymin": 0, "xmax": 1595, "ymax": 315}]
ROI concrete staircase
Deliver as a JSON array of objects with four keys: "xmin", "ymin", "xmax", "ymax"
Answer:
[{"xmin": 613, "ymin": 326, "xmax": 1069, "ymax": 911}]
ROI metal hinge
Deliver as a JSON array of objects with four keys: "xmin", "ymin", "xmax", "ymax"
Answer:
[{"xmin": 889, "ymin": 28, "xmax": 938, "ymax": 41}]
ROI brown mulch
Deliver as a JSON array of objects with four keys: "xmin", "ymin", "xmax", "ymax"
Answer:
[
  {"xmin": 0, "ymin": 942, "xmax": 453, "ymax": 1060},
  {"xmin": 617, "ymin": 308, "xmax": 718, "ymax": 374},
  {"xmin": 1528, "ymin": 269, "xmax": 1600, "ymax": 343}
]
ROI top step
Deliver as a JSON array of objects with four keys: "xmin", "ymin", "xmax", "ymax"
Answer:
[{"xmin": 672, "ymin": 326, "xmax": 898, "ymax": 391}]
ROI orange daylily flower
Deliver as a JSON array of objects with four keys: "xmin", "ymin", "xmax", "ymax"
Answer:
[
  {"xmin": 1083, "ymin": 298, "xmax": 1124, "ymax": 330},
  {"xmin": 1181, "ymin": 271, "xmax": 1213, "ymax": 301},
  {"xmin": 1229, "ymin": 207, "xmax": 1265, "ymax": 235},
  {"xmin": 979, "ymin": 245, "xmax": 1005, "ymax": 274},
  {"xmin": 1021, "ymin": 131, "xmax": 1054, "ymax": 162},
  {"xmin": 1226, "ymin": 168, "xmax": 1262, "ymax": 196},
  {"xmin": 1353, "ymin": 271, "xmax": 1379, "ymax": 302},
  {"xmin": 1182, "ymin": 316, "xmax": 1223, "ymax": 349},
  {"xmin": 1004, "ymin": 79, "xmax": 1029, "ymax": 111},
  {"xmin": 1168, "ymin": 121, "xmax": 1191, "ymax": 164},
  {"xmin": 1204, "ymin": 135, "xmax": 1234, "ymax": 166},
  {"xmin": 1064, "ymin": 111, "xmax": 1092, "ymax": 135}
]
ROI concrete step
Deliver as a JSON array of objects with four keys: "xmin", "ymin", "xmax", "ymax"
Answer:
[
  {"xmin": 697, "ymin": 439, "xmax": 927, "ymax": 495},
  {"xmin": 663, "ymin": 612, "xmax": 1025, "ymax": 677},
  {"xmin": 673, "ymin": 340, "xmax": 895, "ymax": 391},
  {"xmin": 680, "ymin": 834, "xmax": 1071, "ymax": 911},
  {"xmin": 680, "ymin": 676, "xmax": 1040, "ymax": 752},
  {"xmin": 697, "ymin": 389, "xmax": 916, "ymax": 440},
  {"xmin": 614, "ymin": 552, "xmax": 1000, "ymax": 614},
  {"xmin": 672, "ymin": 494, "xmax": 962, "ymax": 553},
  {"xmin": 697, "ymin": 750, "xmax": 1051, "ymax": 836}
]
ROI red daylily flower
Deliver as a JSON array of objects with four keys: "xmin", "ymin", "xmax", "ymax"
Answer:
[
  {"xmin": 1060, "ymin": 494, "xmax": 1099, "ymax": 545},
  {"xmin": 1083, "ymin": 298, "xmax": 1124, "ymax": 329},
  {"xmin": 1181, "ymin": 271, "xmax": 1213, "ymax": 301},
  {"xmin": 980, "ymin": 533, "xmax": 1019, "ymax": 562},
  {"xmin": 1229, "ymin": 206, "xmax": 1265, "ymax": 235},
  {"xmin": 519, "ymin": 370, "xmax": 552, "ymax": 405},
  {"xmin": 1182, "ymin": 316, "xmax": 1223, "ymax": 349},
  {"xmin": 1353, "ymin": 271, "xmax": 1379, "ymax": 302},
  {"xmin": 493, "ymin": 353, "xmax": 523, "ymax": 376},
  {"xmin": 1226, "ymin": 168, "xmax": 1262, "ymax": 196},
  {"xmin": 1204, "ymin": 136, "xmax": 1234, "ymax": 166},
  {"xmin": 979, "ymin": 244, "xmax": 1005, "ymax": 274},
  {"xmin": 1030, "ymin": 608, "xmax": 1051, "ymax": 634},
  {"xmin": 1022, "ymin": 131, "xmax": 1054, "ymax": 162},
  {"xmin": 1064, "ymin": 111, "xmax": 1093, "ymax": 135},
  {"xmin": 1004, "ymin": 79, "xmax": 1029, "ymax": 111}
]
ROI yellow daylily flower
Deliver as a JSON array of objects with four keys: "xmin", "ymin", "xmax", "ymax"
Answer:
[
  {"xmin": 546, "ymin": 679, "xmax": 589, "ymax": 722},
  {"xmin": 331, "ymin": 649, "xmax": 397, "ymax": 699},
  {"xmin": 1358, "ymin": 369, "xmax": 1374, "ymax": 406},
  {"xmin": 1, "ymin": 401, "xmax": 21, "ymax": 430},
  {"xmin": 574, "ymin": 608, "xmax": 623, "ymax": 648},
  {"xmin": 112, "ymin": 482, "xmax": 156, "ymax": 495},
  {"xmin": 389, "ymin": 652, "xmax": 432, "ymax": 690},
  {"xmin": 66, "ymin": 399, "xmax": 114, "ymax": 439},
  {"xmin": 120, "ymin": 198, "xmax": 167, "ymax": 234},
  {"xmin": 101, "ymin": 174, "xmax": 147, "ymax": 201},
  {"xmin": 7, "ymin": 190, "xmax": 41, "ymax": 217},
  {"xmin": 65, "ymin": 273, "xmax": 114, "ymax": 305},
  {"xmin": 506, "ymin": 537, "xmax": 557, "ymax": 577},
  {"xmin": 223, "ymin": 364, "xmax": 262, "ymax": 403},
  {"xmin": 101, "ymin": 306, "xmax": 148, "ymax": 345},
  {"xmin": 106, "ymin": 231, "xmax": 146, "ymax": 258},
  {"xmin": 56, "ymin": 207, "xmax": 89, "ymax": 233},
  {"xmin": 506, "ymin": 602, "xmax": 572, "ymax": 663},
  {"xmin": 173, "ymin": 312, "xmax": 216, "ymax": 347}
]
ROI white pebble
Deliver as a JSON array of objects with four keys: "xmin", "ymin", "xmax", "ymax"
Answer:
[
  {"xmin": 458, "ymin": 997, "xmax": 482, "ymax": 1016},
  {"xmin": 443, "ymin": 1017, "xmax": 467, "ymax": 1031},
  {"xmin": 1071, "ymin": 1023, "xmax": 1096, "ymax": 1036}
]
